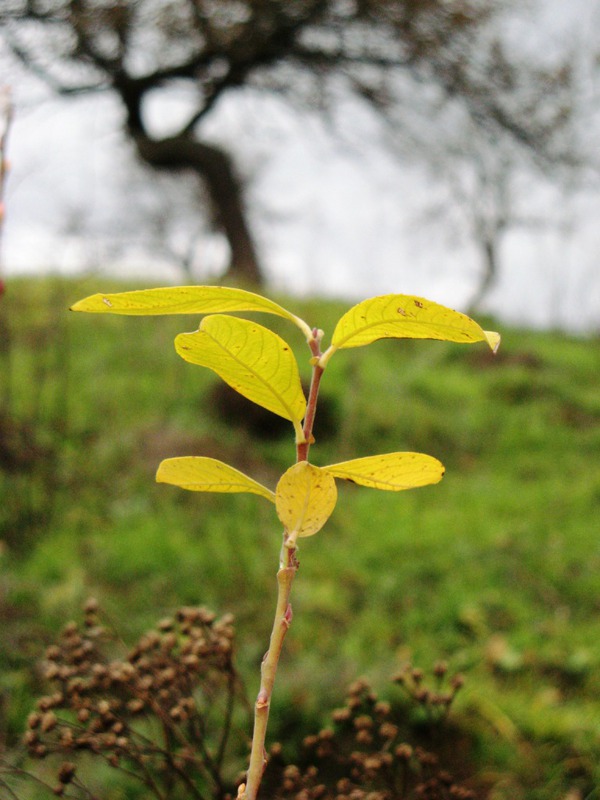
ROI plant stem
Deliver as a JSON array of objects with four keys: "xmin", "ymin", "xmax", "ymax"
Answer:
[
  {"xmin": 241, "ymin": 329, "xmax": 323, "ymax": 800},
  {"xmin": 297, "ymin": 363, "xmax": 324, "ymax": 462},
  {"xmin": 242, "ymin": 534, "xmax": 298, "ymax": 800},
  {"xmin": 297, "ymin": 328, "xmax": 324, "ymax": 463}
]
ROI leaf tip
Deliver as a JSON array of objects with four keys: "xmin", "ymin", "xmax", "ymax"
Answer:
[
  {"xmin": 70, "ymin": 293, "xmax": 114, "ymax": 313},
  {"xmin": 484, "ymin": 330, "xmax": 501, "ymax": 354},
  {"xmin": 70, "ymin": 296, "xmax": 93, "ymax": 312}
]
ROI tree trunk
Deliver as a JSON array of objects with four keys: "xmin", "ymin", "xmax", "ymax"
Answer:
[{"xmin": 135, "ymin": 133, "xmax": 263, "ymax": 285}]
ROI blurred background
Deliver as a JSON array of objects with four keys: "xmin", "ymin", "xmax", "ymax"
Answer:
[
  {"xmin": 1, "ymin": 2, "xmax": 600, "ymax": 798},
  {"xmin": 2, "ymin": 0, "xmax": 600, "ymax": 329}
]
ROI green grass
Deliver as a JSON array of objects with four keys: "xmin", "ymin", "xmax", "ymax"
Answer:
[{"xmin": 1, "ymin": 276, "xmax": 600, "ymax": 798}]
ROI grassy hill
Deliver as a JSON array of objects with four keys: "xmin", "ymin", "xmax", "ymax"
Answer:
[{"xmin": 1, "ymin": 276, "xmax": 600, "ymax": 799}]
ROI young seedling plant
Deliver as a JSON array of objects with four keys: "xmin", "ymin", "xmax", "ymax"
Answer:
[{"xmin": 71, "ymin": 286, "xmax": 500, "ymax": 800}]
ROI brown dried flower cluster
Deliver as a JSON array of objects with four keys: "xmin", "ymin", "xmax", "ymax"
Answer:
[
  {"xmin": 19, "ymin": 603, "xmax": 478, "ymax": 800},
  {"xmin": 262, "ymin": 669, "xmax": 478, "ymax": 800},
  {"xmin": 23, "ymin": 599, "xmax": 242, "ymax": 799}
]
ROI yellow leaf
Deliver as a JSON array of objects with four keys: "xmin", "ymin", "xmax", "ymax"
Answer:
[
  {"xmin": 156, "ymin": 457, "xmax": 275, "ymax": 502},
  {"xmin": 70, "ymin": 285, "xmax": 313, "ymax": 339},
  {"xmin": 275, "ymin": 462, "xmax": 337, "ymax": 538},
  {"xmin": 175, "ymin": 315, "xmax": 307, "ymax": 426},
  {"xmin": 323, "ymin": 452, "xmax": 444, "ymax": 491},
  {"xmin": 323, "ymin": 295, "xmax": 500, "ymax": 362}
]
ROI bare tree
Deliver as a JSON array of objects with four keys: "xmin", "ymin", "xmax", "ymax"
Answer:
[{"xmin": 0, "ymin": 0, "xmax": 576, "ymax": 285}]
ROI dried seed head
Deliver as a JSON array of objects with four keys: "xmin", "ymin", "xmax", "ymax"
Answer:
[
  {"xmin": 415, "ymin": 747, "xmax": 438, "ymax": 767},
  {"xmin": 23, "ymin": 730, "xmax": 38, "ymax": 747},
  {"xmin": 102, "ymin": 732, "xmax": 117, "ymax": 747},
  {"xmin": 355, "ymin": 730, "xmax": 373, "ymax": 745},
  {"xmin": 59, "ymin": 729, "xmax": 74, "ymax": 747},
  {"xmin": 137, "ymin": 675, "xmax": 153, "ymax": 691},
  {"xmin": 411, "ymin": 668, "xmax": 424, "ymax": 684},
  {"xmin": 378, "ymin": 722, "xmax": 398, "ymax": 740},
  {"xmin": 62, "ymin": 622, "xmax": 78, "ymax": 637},
  {"xmin": 433, "ymin": 661, "xmax": 448, "ymax": 678},
  {"xmin": 58, "ymin": 762, "xmax": 76, "ymax": 785},
  {"xmin": 348, "ymin": 679, "xmax": 370, "ymax": 697},
  {"xmin": 374, "ymin": 701, "xmax": 390, "ymax": 717},
  {"xmin": 27, "ymin": 712, "xmax": 41, "ymax": 730},
  {"xmin": 395, "ymin": 743, "xmax": 413, "ymax": 761},
  {"xmin": 46, "ymin": 645, "xmax": 61, "ymax": 661},
  {"xmin": 198, "ymin": 607, "xmax": 216, "ymax": 624},
  {"xmin": 159, "ymin": 666, "xmax": 176, "ymax": 684},
  {"xmin": 92, "ymin": 663, "xmax": 108, "ymax": 678},
  {"xmin": 44, "ymin": 663, "xmax": 60, "ymax": 680},
  {"xmin": 363, "ymin": 755, "xmax": 382, "ymax": 772},
  {"xmin": 284, "ymin": 765, "xmax": 301, "ymax": 780},
  {"xmin": 97, "ymin": 699, "xmax": 111, "ymax": 716},
  {"xmin": 37, "ymin": 696, "xmax": 54, "ymax": 712},
  {"xmin": 451, "ymin": 674, "xmax": 465, "ymax": 691},
  {"xmin": 415, "ymin": 688, "xmax": 430, "ymax": 704},
  {"xmin": 83, "ymin": 597, "xmax": 99, "ymax": 614},
  {"xmin": 161, "ymin": 633, "xmax": 177, "ymax": 651},
  {"xmin": 40, "ymin": 712, "xmax": 57, "ymax": 732},
  {"xmin": 332, "ymin": 707, "xmax": 352, "ymax": 723}
]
